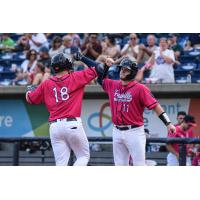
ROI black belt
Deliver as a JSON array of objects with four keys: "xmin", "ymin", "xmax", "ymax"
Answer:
[
  {"xmin": 115, "ymin": 125, "xmax": 140, "ymax": 131},
  {"xmin": 50, "ymin": 117, "xmax": 77, "ymax": 124}
]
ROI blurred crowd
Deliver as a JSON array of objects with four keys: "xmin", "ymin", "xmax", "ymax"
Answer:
[{"xmin": 0, "ymin": 33, "xmax": 200, "ymax": 86}]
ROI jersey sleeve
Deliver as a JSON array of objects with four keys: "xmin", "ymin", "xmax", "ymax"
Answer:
[
  {"xmin": 192, "ymin": 156, "xmax": 198, "ymax": 166},
  {"xmin": 102, "ymin": 78, "xmax": 114, "ymax": 93},
  {"xmin": 27, "ymin": 82, "xmax": 44, "ymax": 104},
  {"xmin": 139, "ymin": 85, "xmax": 158, "ymax": 110},
  {"xmin": 71, "ymin": 67, "xmax": 97, "ymax": 88}
]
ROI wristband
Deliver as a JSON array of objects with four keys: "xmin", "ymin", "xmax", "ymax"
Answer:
[{"xmin": 159, "ymin": 112, "xmax": 171, "ymax": 126}]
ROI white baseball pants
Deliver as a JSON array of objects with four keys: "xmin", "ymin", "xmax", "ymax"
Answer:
[
  {"xmin": 49, "ymin": 118, "xmax": 90, "ymax": 166},
  {"xmin": 167, "ymin": 153, "xmax": 191, "ymax": 166},
  {"xmin": 113, "ymin": 125, "xmax": 146, "ymax": 166}
]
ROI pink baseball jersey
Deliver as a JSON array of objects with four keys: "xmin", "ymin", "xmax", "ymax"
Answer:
[
  {"xmin": 102, "ymin": 79, "xmax": 158, "ymax": 126},
  {"xmin": 168, "ymin": 125, "xmax": 194, "ymax": 154},
  {"xmin": 192, "ymin": 152, "xmax": 200, "ymax": 166},
  {"xmin": 175, "ymin": 123, "xmax": 194, "ymax": 137},
  {"xmin": 27, "ymin": 67, "xmax": 97, "ymax": 122}
]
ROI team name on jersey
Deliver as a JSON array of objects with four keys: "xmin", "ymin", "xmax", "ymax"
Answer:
[{"xmin": 114, "ymin": 89, "xmax": 132, "ymax": 102}]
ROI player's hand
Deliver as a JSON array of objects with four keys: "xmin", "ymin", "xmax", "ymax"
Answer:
[
  {"xmin": 175, "ymin": 152, "xmax": 179, "ymax": 160},
  {"xmin": 167, "ymin": 123, "xmax": 176, "ymax": 134},
  {"xmin": 73, "ymin": 51, "xmax": 83, "ymax": 61},
  {"xmin": 105, "ymin": 57, "xmax": 114, "ymax": 67}
]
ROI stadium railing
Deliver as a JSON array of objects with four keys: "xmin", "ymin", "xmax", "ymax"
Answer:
[{"xmin": 0, "ymin": 137, "xmax": 200, "ymax": 166}]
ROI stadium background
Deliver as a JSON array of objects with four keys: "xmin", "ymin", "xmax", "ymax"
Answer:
[{"xmin": 0, "ymin": 33, "xmax": 200, "ymax": 166}]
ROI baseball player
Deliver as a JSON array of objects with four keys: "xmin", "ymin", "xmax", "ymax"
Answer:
[
  {"xmin": 175, "ymin": 111, "xmax": 187, "ymax": 126},
  {"xmin": 166, "ymin": 115, "xmax": 196, "ymax": 166},
  {"xmin": 75, "ymin": 53, "xmax": 176, "ymax": 166},
  {"xmin": 192, "ymin": 144, "xmax": 200, "ymax": 166},
  {"xmin": 26, "ymin": 52, "xmax": 101, "ymax": 166}
]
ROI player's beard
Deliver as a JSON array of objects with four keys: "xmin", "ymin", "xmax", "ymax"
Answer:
[
  {"xmin": 120, "ymin": 74, "xmax": 133, "ymax": 81},
  {"xmin": 120, "ymin": 71, "xmax": 130, "ymax": 81}
]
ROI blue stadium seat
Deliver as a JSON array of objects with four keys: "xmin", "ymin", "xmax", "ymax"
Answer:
[
  {"xmin": 178, "ymin": 36, "xmax": 188, "ymax": 47},
  {"xmin": 0, "ymin": 53, "xmax": 13, "ymax": 60},
  {"xmin": 10, "ymin": 33, "xmax": 23, "ymax": 42},
  {"xmin": 139, "ymin": 37, "xmax": 147, "ymax": 45},
  {"xmin": 115, "ymin": 38, "xmax": 123, "ymax": 47},
  {"xmin": 0, "ymin": 71, "xmax": 16, "ymax": 81},
  {"xmin": 12, "ymin": 53, "xmax": 25, "ymax": 66},
  {"xmin": 191, "ymin": 70, "xmax": 200, "ymax": 83},
  {"xmin": 179, "ymin": 62, "xmax": 197, "ymax": 71},
  {"xmin": 121, "ymin": 37, "xmax": 129, "ymax": 48},
  {"xmin": 174, "ymin": 70, "xmax": 189, "ymax": 83},
  {"xmin": 179, "ymin": 55, "xmax": 199, "ymax": 64}
]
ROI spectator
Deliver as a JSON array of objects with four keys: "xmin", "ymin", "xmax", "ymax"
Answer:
[
  {"xmin": 41, "ymin": 65, "xmax": 52, "ymax": 82},
  {"xmin": 149, "ymin": 37, "xmax": 175, "ymax": 83},
  {"xmin": 81, "ymin": 33, "xmax": 102, "ymax": 60},
  {"xmin": 27, "ymin": 33, "xmax": 48, "ymax": 52},
  {"xmin": 13, "ymin": 49, "xmax": 38, "ymax": 84},
  {"xmin": 38, "ymin": 46, "xmax": 51, "ymax": 68},
  {"xmin": 183, "ymin": 40, "xmax": 194, "ymax": 52},
  {"xmin": 137, "ymin": 34, "xmax": 158, "ymax": 65},
  {"xmin": 62, "ymin": 35, "xmax": 78, "ymax": 59},
  {"xmin": 192, "ymin": 144, "xmax": 200, "ymax": 166},
  {"xmin": 175, "ymin": 111, "xmax": 196, "ymax": 160},
  {"xmin": 13, "ymin": 34, "xmax": 30, "ymax": 53},
  {"xmin": 67, "ymin": 33, "xmax": 81, "ymax": 47},
  {"xmin": 175, "ymin": 111, "xmax": 187, "ymax": 126},
  {"xmin": 28, "ymin": 62, "xmax": 45, "ymax": 85},
  {"xmin": 188, "ymin": 33, "xmax": 200, "ymax": 48},
  {"xmin": 96, "ymin": 34, "xmax": 120, "ymax": 63},
  {"xmin": 49, "ymin": 36, "xmax": 63, "ymax": 58},
  {"xmin": 168, "ymin": 34, "xmax": 182, "ymax": 63},
  {"xmin": 121, "ymin": 33, "xmax": 139, "ymax": 61},
  {"xmin": 21, "ymin": 49, "xmax": 38, "ymax": 73},
  {"xmin": 61, "ymin": 35, "xmax": 83, "ymax": 71},
  {"xmin": 0, "ymin": 33, "xmax": 15, "ymax": 48},
  {"xmin": 175, "ymin": 111, "xmax": 194, "ymax": 138},
  {"xmin": 166, "ymin": 115, "xmax": 196, "ymax": 166}
]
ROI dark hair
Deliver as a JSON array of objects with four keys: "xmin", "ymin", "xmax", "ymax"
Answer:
[
  {"xmin": 37, "ymin": 62, "xmax": 45, "ymax": 73},
  {"xmin": 52, "ymin": 36, "xmax": 62, "ymax": 48},
  {"xmin": 177, "ymin": 111, "xmax": 187, "ymax": 117},
  {"xmin": 184, "ymin": 115, "xmax": 196, "ymax": 124},
  {"xmin": 26, "ymin": 49, "xmax": 37, "ymax": 60},
  {"xmin": 106, "ymin": 34, "xmax": 116, "ymax": 45}
]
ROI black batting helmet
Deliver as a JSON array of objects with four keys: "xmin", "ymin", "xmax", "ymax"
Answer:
[
  {"xmin": 51, "ymin": 52, "xmax": 73, "ymax": 73},
  {"xmin": 118, "ymin": 57, "xmax": 138, "ymax": 80}
]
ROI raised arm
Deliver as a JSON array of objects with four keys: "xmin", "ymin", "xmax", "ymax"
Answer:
[{"xmin": 74, "ymin": 52, "xmax": 113, "ymax": 85}]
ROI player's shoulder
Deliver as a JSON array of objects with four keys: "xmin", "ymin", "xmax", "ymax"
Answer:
[
  {"xmin": 102, "ymin": 78, "xmax": 119, "ymax": 89},
  {"xmin": 135, "ymin": 81, "xmax": 149, "ymax": 90},
  {"xmin": 104, "ymin": 78, "xmax": 119, "ymax": 83},
  {"xmin": 72, "ymin": 67, "xmax": 96, "ymax": 76}
]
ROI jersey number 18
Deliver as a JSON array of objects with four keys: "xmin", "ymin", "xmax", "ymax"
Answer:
[{"xmin": 53, "ymin": 87, "xmax": 69, "ymax": 103}]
